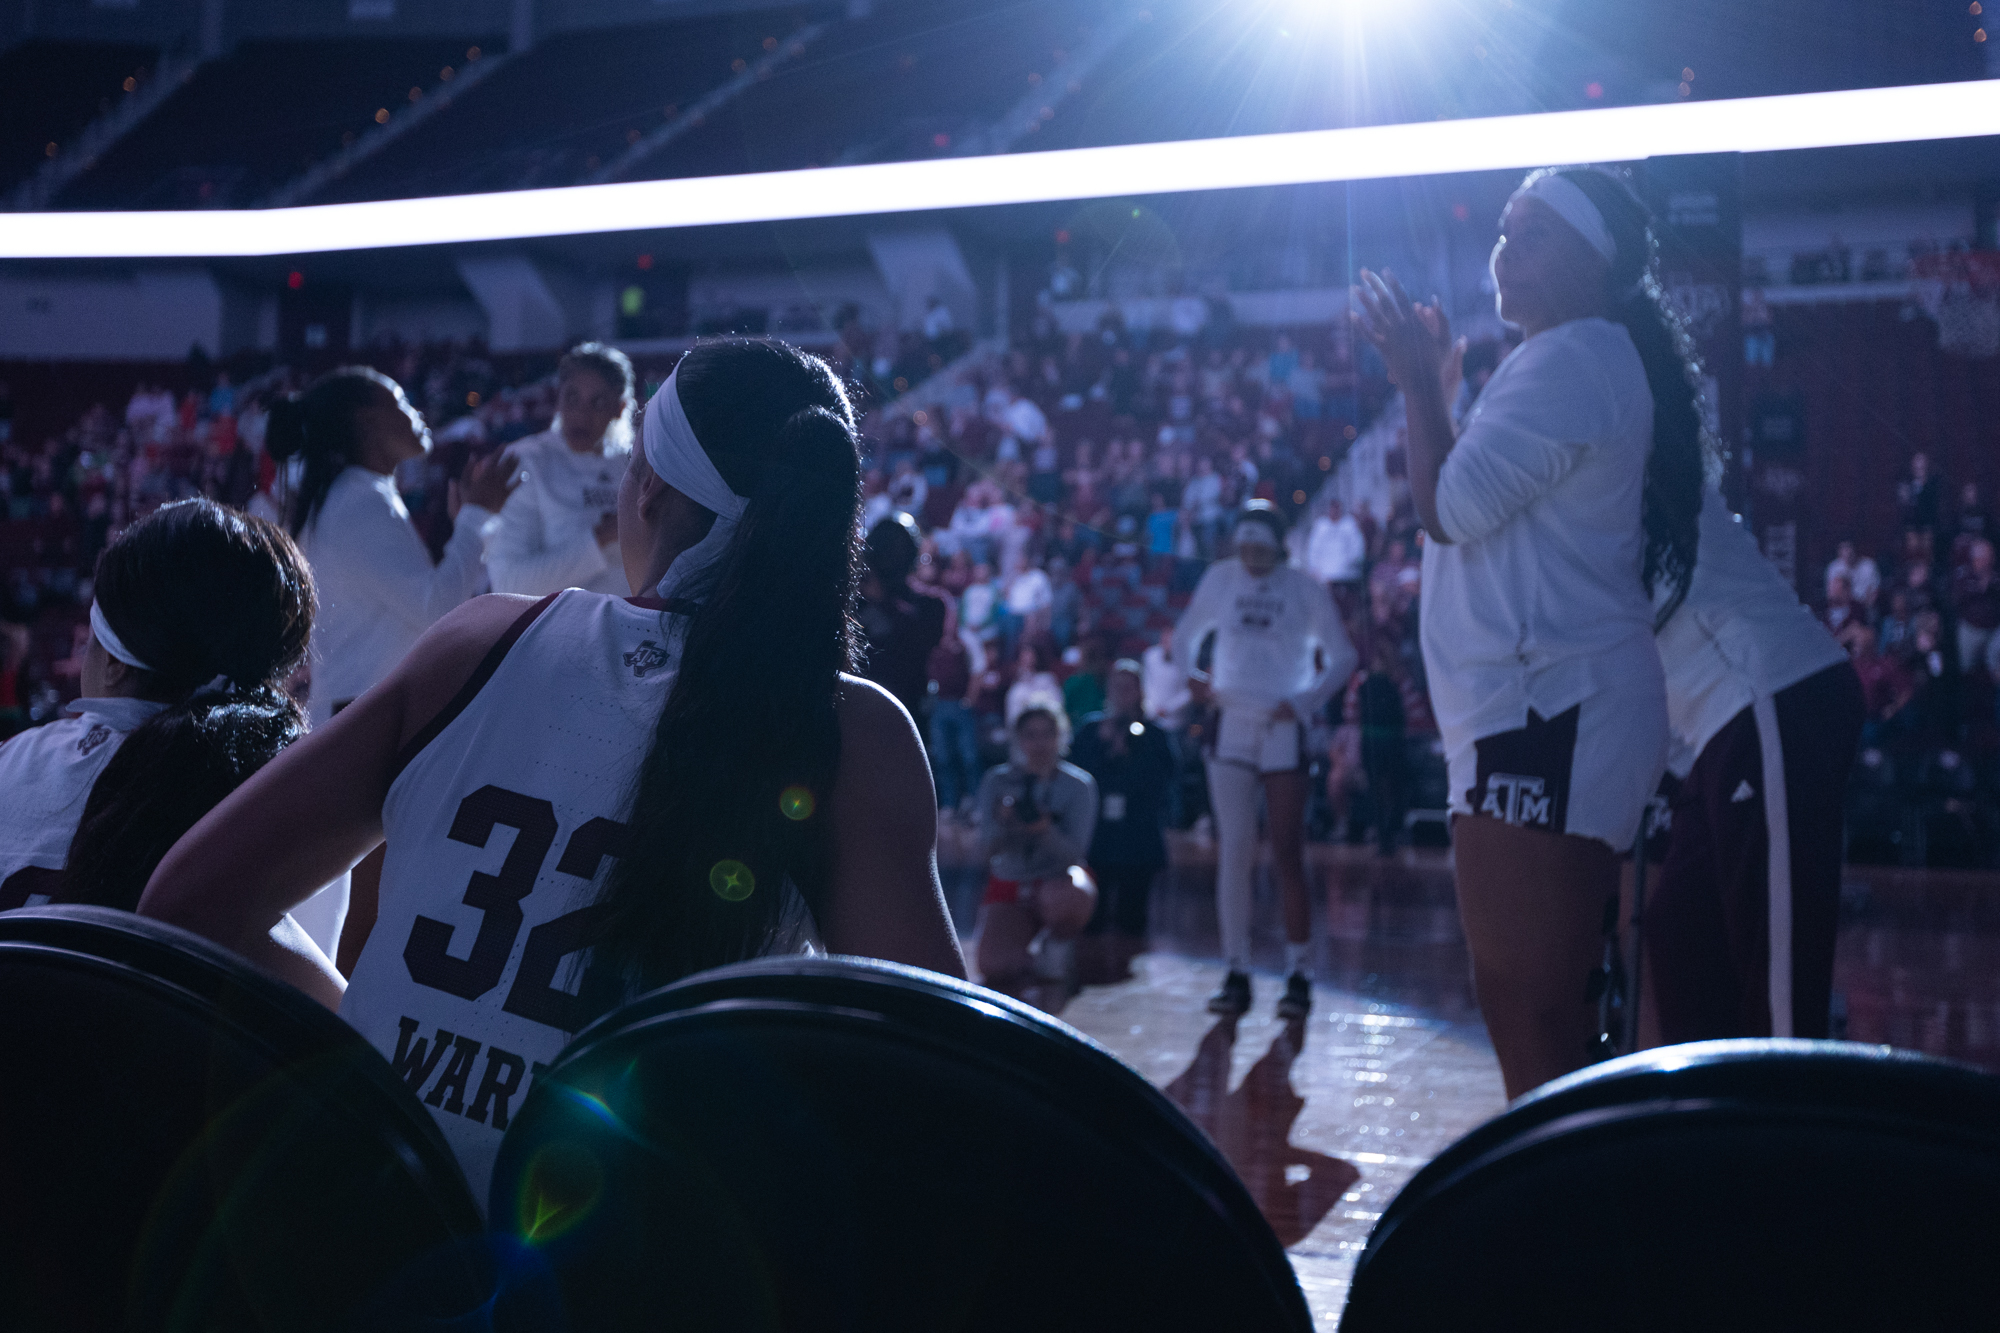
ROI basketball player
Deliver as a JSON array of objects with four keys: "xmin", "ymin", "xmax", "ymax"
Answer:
[
  {"xmin": 1354, "ymin": 167, "xmax": 1707, "ymax": 1098},
  {"xmin": 140, "ymin": 340, "xmax": 963, "ymax": 1202},
  {"xmin": 1648, "ymin": 486, "xmax": 1864, "ymax": 1042},
  {"xmin": 0, "ymin": 499, "xmax": 334, "ymax": 985},
  {"xmin": 267, "ymin": 367, "xmax": 513, "ymax": 959},
  {"xmin": 484, "ymin": 342, "xmax": 636, "ymax": 597},
  {"xmin": 1174, "ymin": 501, "xmax": 1355, "ymax": 1020}
]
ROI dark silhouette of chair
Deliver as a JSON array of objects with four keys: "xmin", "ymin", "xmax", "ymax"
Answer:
[
  {"xmin": 1340, "ymin": 1039, "xmax": 2000, "ymax": 1332},
  {"xmin": 490, "ymin": 955, "xmax": 1313, "ymax": 1332},
  {"xmin": 0, "ymin": 906, "xmax": 486, "ymax": 1331}
]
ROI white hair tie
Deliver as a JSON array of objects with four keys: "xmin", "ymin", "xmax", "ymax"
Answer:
[
  {"xmin": 89, "ymin": 601, "xmax": 154, "ymax": 673},
  {"xmin": 1511, "ymin": 173, "xmax": 1618, "ymax": 266},
  {"xmin": 641, "ymin": 363, "xmax": 749, "ymax": 601}
]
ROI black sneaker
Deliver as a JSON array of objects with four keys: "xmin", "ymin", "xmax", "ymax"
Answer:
[
  {"xmin": 1276, "ymin": 973, "xmax": 1312, "ymax": 1020},
  {"xmin": 1206, "ymin": 970, "xmax": 1252, "ymax": 1016}
]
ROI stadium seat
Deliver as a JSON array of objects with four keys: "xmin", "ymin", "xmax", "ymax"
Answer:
[
  {"xmin": 0, "ymin": 906, "xmax": 487, "ymax": 1332},
  {"xmin": 490, "ymin": 955, "xmax": 1313, "ymax": 1332},
  {"xmin": 1339, "ymin": 1039, "xmax": 2000, "ymax": 1332}
]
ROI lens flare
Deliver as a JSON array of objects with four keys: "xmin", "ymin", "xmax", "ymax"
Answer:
[
  {"xmin": 779, "ymin": 785, "xmax": 816, "ymax": 821},
  {"xmin": 515, "ymin": 1141, "xmax": 604, "ymax": 1244},
  {"xmin": 710, "ymin": 859, "xmax": 755, "ymax": 901}
]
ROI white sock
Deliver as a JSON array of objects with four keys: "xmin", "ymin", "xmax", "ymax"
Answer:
[{"xmin": 1284, "ymin": 942, "xmax": 1311, "ymax": 979}]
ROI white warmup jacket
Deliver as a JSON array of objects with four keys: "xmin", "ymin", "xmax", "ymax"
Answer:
[
  {"xmin": 303, "ymin": 467, "xmax": 492, "ymax": 725},
  {"xmin": 0, "ymin": 698, "xmax": 165, "ymax": 901},
  {"xmin": 1173, "ymin": 559, "xmax": 1356, "ymax": 721},
  {"xmin": 483, "ymin": 430, "xmax": 631, "ymax": 597},
  {"xmin": 1655, "ymin": 488, "xmax": 1848, "ymax": 776},
  {"xmin": 1419, "ymin": 317, "xmax": 1658, "ymax": 747}
]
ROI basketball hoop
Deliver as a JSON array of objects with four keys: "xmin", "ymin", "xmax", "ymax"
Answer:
[{"xmin": 1912, "ymin": 251, "xmax": 2000, "ymax": 359}]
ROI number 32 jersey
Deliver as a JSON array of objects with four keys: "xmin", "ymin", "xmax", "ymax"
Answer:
[{"xmin": 339, "ymin": 589, "xmax": 684, "ymax": 1207}]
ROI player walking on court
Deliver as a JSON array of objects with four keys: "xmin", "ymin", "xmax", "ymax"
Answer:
[
  {"xmin": 1175, "ymin": 501, "xmax": 1355, "ymax": 1021},
  {"xmin": 142, "ymin": 340, "xmax": 965, "ymax": 1202},
  {"xmin": 1354, "ymin": 166, "xmax": 1707, "ymax": 1099}
]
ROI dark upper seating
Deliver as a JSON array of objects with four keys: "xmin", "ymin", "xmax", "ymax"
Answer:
[
  {"xmin": 1340, "ymin": 1038, "xmax": 2000, "ymax": 1331},
  {"xmin": 490, "ymin": 955, "xmax": 1314, "ymax": 1331},
  {"xmin": 311, "ymin": 14, "xmax": 788, "ymax": 204},
  {"xmin": 0, "ymin": 906, "xmax": 485, "ymax": 1330},
  {"xmin": 633, "ymin": 0, "xmax": 1123, "ymax": 181},
  {"xmin": 0, "ymin": 40, "xmax": 158, "ymax": 194},
  {"xmin": 56, "ymin": 37, "xmax": 495, "ymax": 209}
]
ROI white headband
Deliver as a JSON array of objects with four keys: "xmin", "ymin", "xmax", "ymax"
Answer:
[
  {"xmin": 1233, "ymin": 521, "xmax": 1279, "ymax": 550},
  {"xmin": 642, "ymin": 363, "xmax": 749, "ymax": 600},
  {"xmin": 1511, "ymin": 173, "xmax": 1618, "ymax": 265},
  {"xmin": 90, "ymin": 601, "xmax": 154, "ymax": 673}
]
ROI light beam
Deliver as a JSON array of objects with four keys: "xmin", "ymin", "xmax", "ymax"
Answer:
[{"xmin": 3, "ymin": 80, "xmax": 1996, "ymax": 258}]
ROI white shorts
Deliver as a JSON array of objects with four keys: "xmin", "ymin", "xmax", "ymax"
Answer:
[
  {"xmin": 1444, "ymin": 679, "xmax": 1668, "ymax": 852},
  {"xmin": 1210, "ymin": 709, "xmax": 1305, "ymax": 774}
]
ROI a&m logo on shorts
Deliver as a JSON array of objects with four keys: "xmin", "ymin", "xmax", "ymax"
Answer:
[
  {"xmin": 622, "ymin": 639, "xmax": 669, "ymax": 678},
  {"xmin": 1480, "ymin": 772, "xmax": 1552, "ymax": 828}
]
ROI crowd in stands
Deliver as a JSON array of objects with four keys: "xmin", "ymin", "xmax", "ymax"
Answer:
[
  {"xmin": 11, "ymin": 300, "xmax": 1996, "ymax": 867},
  {"xmin": 1819, "ymin": 451, "xmax": 2000, "ymax": 865}
]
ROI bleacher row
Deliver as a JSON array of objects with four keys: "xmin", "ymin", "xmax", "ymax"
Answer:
[{"xmin": 6, "ymin": 0, "xmax": 1141, "ymax": 211}]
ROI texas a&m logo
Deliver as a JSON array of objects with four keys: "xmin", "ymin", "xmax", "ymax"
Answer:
[{"xmin": 1479, "ymin": 772, "xmax": 1552, "ymax": 828}]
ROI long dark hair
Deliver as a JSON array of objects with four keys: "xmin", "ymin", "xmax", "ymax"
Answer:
[
  {"xmin": 1540, "ymin": 167, "xmax": 1710, "ymax": 625},
  {"xmin": 58, "ymin": 499, "xmax": 315, "ymax": 912},
  {"xmin": 583, "ymin": 339, "xmax": 863, "ymax": 1006},
  {"xmin": 265, "ymin": 366, "xmax": 396, "ymax": 537}
]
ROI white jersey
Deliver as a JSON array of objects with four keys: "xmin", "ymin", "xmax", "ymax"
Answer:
[
  {"xmin": 1172, "ymin": 559, "xmax": 1355, "ymax": 718},
  {"xmin": 0, "ymin": 698, "xmax": 165, "ymax": 904},
  {"xmin": 339, "ymin": 589, "xmax": 813, "ymax": 1206},
  {"xmin": 1655, "ymin": 488, "xmax": 1847, "ymax": 776}
]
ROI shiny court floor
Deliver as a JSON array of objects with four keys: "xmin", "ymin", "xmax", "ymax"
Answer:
[{"xmin": 937, "ymin": 827, "xmax": 2000, "ymax": 1327}]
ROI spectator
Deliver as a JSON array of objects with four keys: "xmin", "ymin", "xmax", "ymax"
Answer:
[
  {"xmin": 1070, "ymin": 661, "xmax": 1176, "ymax": 973},
  {"xmin": 1957, "ymin": 481, "xmax": 1990, "ymax": 543},
  {"xmin": 1825, "ymin": 539, "xmax": 1881, "ymax": 609},
  {"xmin": 926, "ymin": 602, "xmax": 985, "ymax": 820},
  {"xmin": 1849, "ymin": 625, "xmax": 1912, "ymax": 742},
  {"xmin": 974, "ymin": 707, "xmax": 1098, "ymax": 990},
  {"xmin": 1879, "ymin": 588, "xmax": 1915, "ymax": 659},
  {"xmin": 857, "ymin": 514, "xmax": 947, "ymax": 717},
  {"xmin": 206, "ymin": 372, "xmax": 236, "ymax": 418},
  {"xmin": 1898, "ymin": 451, "xmax": 1943, "ymax": 533},
  {"xmin": 1953, "ymin": 538, "xmax": 2000, "ymax": 673},
  {"xmin": 922, "ymin": 295, "xmax": 955, "ymax": 343},
  {"xmin": 1305, "ymin": 496, "xmax": 1367, "ymax": 586},
  {"xmin": 1824, "ymin": 574, "xmax": 1859, "ymax": 635},
  {"xmin": 1003, "ymin": 559, "xmax": 1054, "ymax": 649},
  {"xmin": 1005, "ymin": 641, "xmax": 1064, "ymax": 725},
  {"xmin": 1357, "ymin": 639, "xmax": 1408, "ymax": 856},
  {"xmin": 1063, "ymin": 632, "xmax": 1112, "ymax": 722},
  {"xmin": 962, "ymin": 559, "xmax": 1002, "ymax": 647},
  {"xmin": 1142, "ymin": 624, "xmax": 1191, "ymax": 723},
  {"xmin": 1325, "ymin": 684, "xmax": 1365, "ymax": 840}
]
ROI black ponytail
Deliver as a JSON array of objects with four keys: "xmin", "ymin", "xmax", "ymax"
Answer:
[
  {"xmin": 1542, "ymin": 167, "xmax": 1711, "ymax": 626},
  {"xmin": 266, "ymin": 366, "xmax": 395, "ymax": 537},
  {"xmin": 58, "ymin": 498, "xmax": 316, "ymax": 911},
  {"xmin": 583, "ymin": 339, "xmax": 863, "ymax": 1006}
]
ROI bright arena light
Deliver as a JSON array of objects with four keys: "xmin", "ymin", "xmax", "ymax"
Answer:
[{"xmin": 4, "ymin": 80, "xmax": 1997, "ymax": 259}]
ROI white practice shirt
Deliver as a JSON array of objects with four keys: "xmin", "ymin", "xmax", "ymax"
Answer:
[
  {"xmin": 1655, "ymin": 488, "xmax": 1848, "ymax": 775},
  {"xmin": 1173, "ymin": 559, "xmax": 1355, "ymax": 719},
  {"xmin": 0, "ymin": 698, "xmax": 166, "ymax": 900},
  {"xmin": 340, "ymin": 590, "xmax": 814, "ymax": 1207},
  {"xmin": 1420, "ymin": 317, "xmax": 1657, "ymax": 745},
  {"xmin": 303, "ymin": 467, "xmax": 492, "ymax": 725},
  {"xmin": 483, "ymin": 430, "xmax": 631, "ymax": 598}
]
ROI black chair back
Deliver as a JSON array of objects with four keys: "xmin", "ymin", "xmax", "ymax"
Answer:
[
  {"xmin": 1340, "ymin": 1038, "xmax": 2000, "ymax": 1331},
  {"xmin": 491, "ymin": 956, "xmax": 1312, "ymax": 1332},
  {"xmin": 0, "ymin": 907, "xmax": 486, "ymax": 1331}
]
